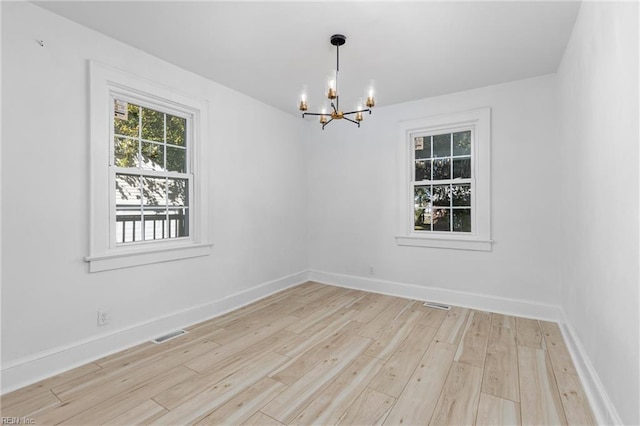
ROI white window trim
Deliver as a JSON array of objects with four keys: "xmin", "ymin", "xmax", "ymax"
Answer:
[
  {"xmin": 396, "ymin": 108, "xmax": 492, "ymax": 251},
  {"xmin": 86, "ymin": 61, "xmax": 212, "ymax": 272}
]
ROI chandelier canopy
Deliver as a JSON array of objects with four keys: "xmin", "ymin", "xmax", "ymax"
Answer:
[{"xmin": 299, "ymin": 34, "xmax": 375, "ymax": 130}]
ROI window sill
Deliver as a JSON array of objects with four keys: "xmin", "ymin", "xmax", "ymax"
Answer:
[
  {"xmin": 85, "ymin": 243, "xmax": 213, "ymax": 272},
  {"xmin": 395, "ymin": 235, "xmax": 492, "ymax": 251}
]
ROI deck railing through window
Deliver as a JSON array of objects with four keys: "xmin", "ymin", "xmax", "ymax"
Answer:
[{"xmin": 115, "ymin": 212, "xmax": 188, "ymax": 243}]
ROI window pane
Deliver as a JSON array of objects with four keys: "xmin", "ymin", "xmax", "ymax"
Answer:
[
  {"xmin": 166, "ymin": 146, "xmax": 187, "ymax": 173},
  {"xmin": 432, "ymin": 208, "xmax": 450, "ymax": 231},
  {"xmin": 414, "ymin": 207, "xmax": 431, "ymax": 231},
  {"xmin": 452, "ymin": 184, "xmax": 471, "ymax": 206},
  {"xmin": 114, "ymin": 103, "xmax": 139, "ymax": 138},
  {"xmin": 140, "ymin": 141, "xmax": 164, "ymax": 170},
  {"xmin": 168, "ymin": 207, "xmax": 189, "ymax": 238},
  {"xmin": 414, "ymin": 185, "xmax": 431, "ymax": 208},
  {"xmin": 415, "ymin": 136, "xmax": 431, "ymax": 159},
  {"xmin": 453, "ymin": 131, "xmax": 471, "ymax": 156},
  {"xmin": 432, "ymin": 185, "xmax": 450, "ymax": 207},
  {"xmin": 141, "ymin": 107, "xmax": 164, "ymax": 142},
  {"xmin": 433, "ymin": 133, "xmax": 451, "ymax": 157},
  {"xmin": 114, "ymin": 138, "xmax": 137, "ymax": 168},
  {"xmin": 168, "ymin": 178, "xmax": 188, "ymax": 206},
  {"xmin": 433, "ymin": 158, "xmax": 451, "ymax": 180},
  {"xmin": 453, "ymin": 209, "xmax": 472, "ymax": 232},
  {"xmin": 116, "ymin": 209, "xmax": 142, "ymax": 243},
  {"xmin": 143, "ymin": 208, "xmax": 167, "ymax": 241},
  {"xmin": 415, "ymin": 160, "xmax": 431, "ymax": 181},
  {"xmin": 142, "ymin": 177, "xmax": 167, "ymax": 206},
  {"xmin": 453, "ymin": 157, "xmax": 471, "ymax": 179},
  {"xmin": 167, "ymin": 115, "xmax": 186, "ymax": 146},
  {"xmin": 115, "ymin": 174, "xmax": 141, "ymax": 206}
]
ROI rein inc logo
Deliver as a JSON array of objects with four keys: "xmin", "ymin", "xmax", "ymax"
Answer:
[{"xmin": 1, "ymin": 418, "xmax": 35, "ymax": 425}]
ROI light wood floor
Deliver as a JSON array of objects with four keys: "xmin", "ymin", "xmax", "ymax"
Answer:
[{"xmin": 1, "ymin": 283, "xmax": 595, "ymax": 425}]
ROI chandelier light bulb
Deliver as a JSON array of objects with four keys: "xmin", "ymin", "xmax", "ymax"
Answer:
[
  {"xmin": 327, "ymin": 74, "xmax": 337, "ymax": 99},
  {"xmin": 299, "ymin": 92, "xmax": 308, "ymax": 111},
  {"xmin": 366, "ymin": 87, "xmax": 375, "ymax": 108}
]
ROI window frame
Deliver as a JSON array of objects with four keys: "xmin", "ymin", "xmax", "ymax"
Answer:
[
  {"xmin": 396, "ymin": 108, "xmax": 492, "ymax": 251},
  {"xmin": 86, "ymin": 61, "xmax": 211, "ymax": 272}
]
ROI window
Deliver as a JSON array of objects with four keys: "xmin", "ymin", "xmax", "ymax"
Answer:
[
  {"xmin": 396, "ymin": 108, "xmax": 491, "ymax": 251},
  {"xmin": 113, "ymin": 100, "xmax": 190, "ymax": 244},
  {"xmin": 87, "ymin": 62, "xmax": 211, "ymax": 272}
]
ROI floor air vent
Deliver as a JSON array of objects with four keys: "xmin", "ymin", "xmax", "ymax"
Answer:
[
  {"xmin": 423, "ymin": 302, "xmax": 451, "ymax": 310},
  {"xmin": 151, "ymin": 329, "xmax": 187, "ymax": 344}
]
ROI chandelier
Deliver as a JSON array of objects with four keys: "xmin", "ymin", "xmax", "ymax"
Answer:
[{"xmin": 298, "ymin": 34, "xmax": 375, "ymax": 129}]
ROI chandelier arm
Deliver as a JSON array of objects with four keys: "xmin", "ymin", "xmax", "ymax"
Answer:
[
  {"xmin": 330, "ymin": 102, "xmax": 338, "ymax": 113},
  {"xmin": 322, "ymin": 118, "xmax": 334, "ymax": 130},
  {"xmin": 343, "ymin": 108, "xmax": 371, "ymax": 115},
  {"xmin": 302, "ymin": 112, "xmax": 325, "ymax": 117},
  {"xmin": 343, "ymin": 116, "xmax": 360, "ymax": 126}
]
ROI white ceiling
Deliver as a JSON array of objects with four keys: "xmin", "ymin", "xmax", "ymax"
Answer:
[{"xmin": 34, "ymin": 1, "xmax": 580, "ymax": 116}]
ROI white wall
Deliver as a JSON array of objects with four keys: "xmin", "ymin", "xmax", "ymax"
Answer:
[
  {"xmin": 1, "ymin": 2, "xmax": 308, "ymax": 388},
  {"xmin": 308, "ymin": 75, "xmax": 562, "ymax": 308},
  {"xmin": 557, "ymin": 2, "xmax": 639, "ymax": 425}
]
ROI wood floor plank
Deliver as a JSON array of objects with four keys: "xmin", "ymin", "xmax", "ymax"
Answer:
[
  {"xmin": 454, "ymin": 310, "xmax": 491, "ymax": 368},
  {"xmin": 59, "ymin": 366, "xmax": 195, "ymax": 425},
  {"xmin": 149, "ymin": 351, "xmax": 289, "ymax": 425},
  {"xmin": 482, "ymin": 325, "xmax": 520, "ymax": 402},
  {"xmin": 53, "ymin": 336, "xmax": 221, "ymax": 402},
  {"xmin": 195, "ymin": 377, "xmax": 286, "ymax": 425},
  {"xmin": 540, "ymin": 321, "xmax": 578, "ymax": 375},
  {"xmin": 336, "ymin": 387, "xmax": 395, "ymax": 426},
  {"xmin": 352, "ymin": 293, "xmax": 397, "ymax": 323},
  {"xmin": 37, "ymin": 365, "xmax": 196, "ymax": 425},
  {"xmin": 429, "ymin": 361, "xmax": 484, "ymax": 425},
  {"xmin": 516, "ymin": 318, "xmax": 544, "ymax": 349},
  {"xmin": 95, "ymin": 324, "xmax": 225, "ymax": 370},
  {"xmin": 492, "ymin": 313, "xmax": 516, "ymax": 329},
  {"xmin": 184, "ymin": 317, "xmax": 297, "ymax": 373},
  {"xmin": 242, "ymin": 411, "xmax": 284, "ymax": 426},
  {"xmin": 417, "ymin": 304, "xmax": 449, "ymax": 329},
  {"xmin": 274, "ymin": 309, "xmax": 358, "ymax": 359},
  {"xmin": 270, "ymin": 320, "xmax": 362, "ymax": 386},
  {"xmin": 434, "ymin": 307, "xmax": 471, "ymax": 346},
  {"xmin": 261, "ymin": 335, "xmax": 372, "ymax": 424},
  {"xmin": 357, "ymin": 298, "xmax": 413, "ymax": 339},
  {"xmin": 213, "ymin": 308, "xmax": 301, "ymax": 346},
  {"xmin": 518, "ymin": 346, "xmax": 567, "ymax": 426},
  {"xmin": 153, "ymin": 334, "xmax": 293, "ymax": 410},
  {"xmin": 102, "ymin": 400, "xmax": 168, "ymax": 426},
  {"xmin": 365, "ymin": 303, "xmax": 424, "ymax": 360},
  {"xmin": 475, "ymin": 392, "xmax": 521, "ymax": 426},
  {"xmin": 0, "ymin": 389, "xmax": 60, "ymax": 419},
  {"xmin": 288, "ymin": 284, "xmax": 346, "ymax": 306},
  {"xmin": 554, "ymin": 371, "xmax": 596, "ymax": 426},
  {"xmin": 289, "ymin": 355, "xmax": 385, "ymax": 425},
  {"xmin": 383, "ymin": 340, "xmax": 457, "ymax": 425},
  {"xmin": 0, "ymin": 363, "xmax": 100, "ymax": 410},
  {"xmin": 285, "ymin": 292, "xmax": 363, "ymax": 333},
  {"xmin": 369, "ymin": 325, "xmax": 438, "ymax": 398}
]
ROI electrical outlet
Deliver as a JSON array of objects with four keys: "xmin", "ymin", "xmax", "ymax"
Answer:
[{"xmin": 97, "ymin": 310, "xmax": 111, "ymax": 326}]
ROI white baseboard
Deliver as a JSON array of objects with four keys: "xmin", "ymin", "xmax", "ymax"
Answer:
[
  {"xmin": 0, "ymin": 270, "xmax": 309, "ymax": 394},
  {"xmin": 309, "ymin": 270, "xmax": 562, "ymax": 321},
  {"xmin": 559, "ymin": 315, "xmax": 623, "ymax": 425}
]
